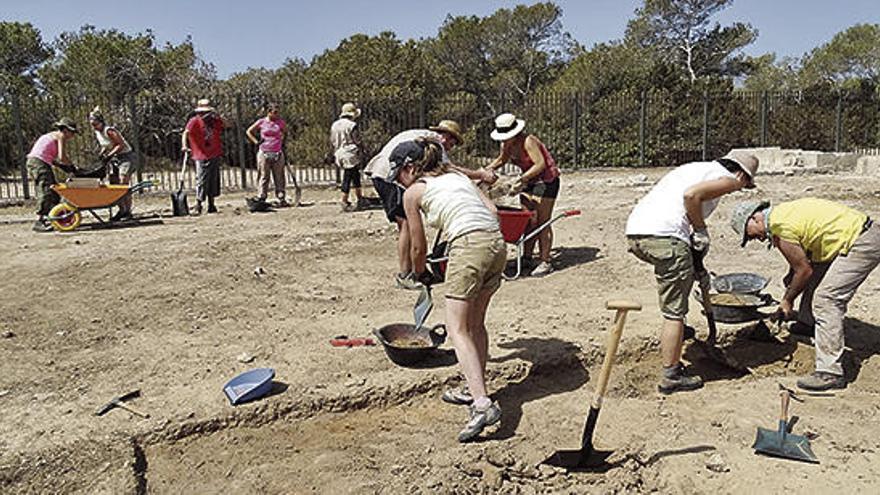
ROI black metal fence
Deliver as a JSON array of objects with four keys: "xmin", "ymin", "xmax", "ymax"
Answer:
[{"xmin": 2, "ymin": 87, "xmax": 879, "ymax": 200}]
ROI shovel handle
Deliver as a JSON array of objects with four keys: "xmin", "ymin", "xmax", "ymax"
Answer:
[
  {"xmin": 592, "ymin": 301, "xmax": 641, "ymax": 408},
  {"xmin": 779, "ymin": 388, "xmax": 790, "ymax": 423},
  {"xmin": 117, "ymin": 402, "xmax": 150, "ymax": 418}
]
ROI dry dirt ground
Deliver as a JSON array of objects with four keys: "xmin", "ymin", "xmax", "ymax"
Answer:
[{"xmin": 1, "ymin": 169, "xmax": 880, "ymax": 494}]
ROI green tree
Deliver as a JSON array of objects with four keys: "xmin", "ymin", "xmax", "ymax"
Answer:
[
  {"xmin": 801, "ymin": 23, "xmax": 880, "ymax": 88},
  {"xmin": 428, "ymin": 2, "xmax": 576, "ymax": 111},
  {"xmin": 626, "ymin": 0, "xmax": 756, "ymax": 83},
  {"xmin": 741, "ymin": 54, "xmax": 801, "ymax": 91},
  {"xmin": 0, "ymin": 21, "xmax": 51, "ymax": 94}
]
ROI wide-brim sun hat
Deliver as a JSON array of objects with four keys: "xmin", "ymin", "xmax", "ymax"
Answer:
[
  {"xmin": 340, "ymin": 102, "xmax": 361, "ymax": 119},
  {"xmin": 194, "ymin": 98, "xmax": 215, "ymax": 113},
  {"xmin": 490, "ymin": 113, "xmax": 526, "ymax": 141},
  {"xmin": 730, "ymin": 200, "xmax": 770, "ymax": 247},
  {"xmin": 428, "ymin": 119, "xmax": 464, "ymax": 145},
  {"xmin": 54, "ymin": 117, "xmax": 78, "ymax": 133},
  {"xmin": 720, "ymin": 150, "xmax": 759, "ymax": 188}
]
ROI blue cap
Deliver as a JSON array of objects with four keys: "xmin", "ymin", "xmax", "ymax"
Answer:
[{"xmin": 388, "ymin": 140, "xmax": 426, "ymax": 181}]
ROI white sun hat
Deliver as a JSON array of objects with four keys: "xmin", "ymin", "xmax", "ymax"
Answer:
[{"xmin": 490, "ymin": 113, "xmax": 526, "ymax": 141}]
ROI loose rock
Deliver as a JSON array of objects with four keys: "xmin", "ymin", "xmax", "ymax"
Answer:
[{"xmin": 705, "ymin": 453, "xmax": 730, "ymax": 473}]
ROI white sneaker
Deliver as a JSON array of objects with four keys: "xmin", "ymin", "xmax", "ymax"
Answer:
[
  {"xmin": 530, "ymin": 261, "xmax": 554, "ymax": 277},
  {"xmin": 458, "ymin": 401, "xmax": 501, "ymax": 442}
]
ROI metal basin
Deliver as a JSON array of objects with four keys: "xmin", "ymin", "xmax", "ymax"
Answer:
[
  {"xmin": 712, "ymin": 272, "xmax": 769, "ymax": 295},
  {"xmin": 373, "ymin": 323, "xmax": 447, "ymax": 366},
  {"xmin": 707, "ymin": 292, "xmax": 775, "ymax": 324}
]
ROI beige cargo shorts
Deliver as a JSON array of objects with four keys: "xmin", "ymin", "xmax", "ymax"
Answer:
[
  {"xmin": 627, "ymin": 236, "xmax": 694, "ymax": 320},
  {"xmin": 445, "ymin": 230, "xmax": 507, "ymax": 300}
]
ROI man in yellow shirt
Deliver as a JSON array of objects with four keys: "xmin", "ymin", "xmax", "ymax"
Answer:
[{"xmin": 731, "ymin": 198, "xmax": 878, "ymax": 391}]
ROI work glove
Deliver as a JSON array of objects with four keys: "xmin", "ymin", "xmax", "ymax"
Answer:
[
  {"xmin": 416, "ymin": 270, "xmax": 435, "ymax": 288},
  {"xmin": 507, "ymin": 177, "xmax": 526, "ymax": 197},
  {"xmin": 691, "ymin": 227, "xmax": 710, "ymax": 254}
]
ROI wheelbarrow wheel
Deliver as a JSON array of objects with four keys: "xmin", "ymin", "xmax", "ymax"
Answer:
[{"xmin": 48, "ymin": 203, "xmax": 81, "ymax": 232}]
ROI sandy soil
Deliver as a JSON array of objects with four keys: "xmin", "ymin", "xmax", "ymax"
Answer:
[{"xmin": 1, "ymin": 169, "xmax": 880, "ymax": 494}]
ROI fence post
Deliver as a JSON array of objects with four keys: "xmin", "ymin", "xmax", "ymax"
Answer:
[
  {"xmin": 235, "ymin": 94, "xmax": 247, "ymax": 190},
  {"xmin": 127, "ymin": 94, "xmax": 143, "ymax": 184},
  {"xmin": 639, "ymin": 89, "xmax": 647, "ymax": 167},
  {"xmin": 571, "ymin": 92, "xmax": 580, "ymax": 168},
  {"xmin": 759, "ymin": 91, "xmax": 768, "ymax": 147},
  {"xmin": 419, "ymin": 93, "xmax": 427, "ymax": 128},
  {"xmin": 834, "ymin": 92, "xmax": 843, "ymax": 152},
  {"xmin": 702, "ymin": 89, "xmax": 709, "ymax": 160},
  {"xmin": 11, "ymin": 91, "xmax": 30, "ymax": 199}
]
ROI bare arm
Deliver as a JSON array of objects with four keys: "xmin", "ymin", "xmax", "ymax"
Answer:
[
  {"xmin": 777, "ymin": 238, "xmax": 813, "ymax": 305},
  {"xmin": 518, "ymin": 136, "xmax": 547, "ymax": 183},
  {"xmin": 181, "ymin": 129, "xmax": 190, "ymax": 152},
  {"xmin": 404, "ymin": 183, "xmax": 428, "ymax": 275},
  {"xmin": 449, "ymin": 163, "xmax": 495, "ymax": 183},
  {"xmin": 245, "ymin": 121, "xmax": 260, "ymax": 145},
  {"xmin": 486, "ymin": 141, "xmax": 511, "ymax": 171},
  {"xmin": 476, "ymin": 183, "xmax": 497, "ymax": 216},
  {"xmin": 683, "ymin": 177, "xmax": 742, "ymax": 230},
  {"xmin": 105, "ymin": 128, "xmax": 126, "ymax": 157}
]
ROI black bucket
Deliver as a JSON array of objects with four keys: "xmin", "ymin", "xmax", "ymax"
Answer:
[{"xmin": 373, "ymin": 323, "xmax": 446, "ymax": 366}]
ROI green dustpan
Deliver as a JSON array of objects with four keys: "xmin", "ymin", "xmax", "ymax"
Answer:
[{"xmin": 753, "ymin": 388, "xmax": 819, "ymax": 464}]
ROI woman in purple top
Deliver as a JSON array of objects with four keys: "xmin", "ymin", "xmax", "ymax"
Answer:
[{"xmin": 246, "ymin": 103, "xmax": 288, "ymax": 204}]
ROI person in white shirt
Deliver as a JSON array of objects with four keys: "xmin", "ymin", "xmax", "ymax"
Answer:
[
  {"xmin": 329, "ymin": 102, "xmax": 364, "ymax": 211},
  {"xmin": 625, "ymin": 151, "xmax": 758, "ymax": 394},
  {"xmin": 365, "ymin": 120, "xmax": 496, "ymax": 289},
  {"xmin": 391, "ymin": 138, "xmax": 505, "ymax": 443}
]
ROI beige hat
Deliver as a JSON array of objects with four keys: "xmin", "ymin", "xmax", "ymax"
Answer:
[
  {"xmin": 194, "ymin": 98, "xmax": 215, "ymax": 113},
  {"xmin": 721, "ymin": 150, "xmax": 759, "ymax": 186},
  {"xmin": 429, "ymin": 119, "xmax": 464, "ymax": 144},
  {"xmin": 490, "ymin": 113, "xmax": 526, "ymax": 141},
  {"xmin": 340, "ymin": 102, "xmax": 361, "ymax": 119}
]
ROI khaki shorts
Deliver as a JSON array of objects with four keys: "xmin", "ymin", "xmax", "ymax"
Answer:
[
  {"xmin": 627, "ymin": 236, "xmax": 693, "ymax": 320},
  {"xmin": 445, "ymin": 230, "xmax": 507, "ymax": 300}
]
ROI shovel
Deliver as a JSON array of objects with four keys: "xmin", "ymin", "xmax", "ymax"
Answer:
[
  {"xmin": 753, "ymin": 387, "xmax": 819, "ymax": 463},
  {"xmin": 171, "ymin": 151, "xmax": 189, "ymax": 216},
  {"xmin": 691, "ymin": 249, "xmax": 752, "ymax": 374},
  {"xmin": 413, "ymin": 284, "xmax": 432, "ymax": 330},
  {"xmin": 543, "ymin": 300, "xmax": 641, "ymax": 470}
]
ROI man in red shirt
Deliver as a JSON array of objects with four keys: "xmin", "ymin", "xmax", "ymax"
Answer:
[{"xmin": 182, "ymin": 99, "xmax": 225, "ymax": 214}]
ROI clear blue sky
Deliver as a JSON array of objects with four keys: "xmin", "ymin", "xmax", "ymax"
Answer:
[{"xmin": 3, "ymin": 0, "xmax": 878, "ymax": 77}]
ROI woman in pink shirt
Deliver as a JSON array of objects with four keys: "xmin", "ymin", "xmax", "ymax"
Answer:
[
  {"xmin": 246, "ymin": 103, "xmax": 288, "ymax": 205},
  {"xmin": 26, "ymin": 118, "xmax": 78, "ymax": 231}
]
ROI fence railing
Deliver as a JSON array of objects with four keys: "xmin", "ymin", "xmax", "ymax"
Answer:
[{"xmin": 2, "ymin": 87, "xmax": 879, "ymax": 201}]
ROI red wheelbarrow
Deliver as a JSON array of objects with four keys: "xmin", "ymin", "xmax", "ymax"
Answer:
[
  {"xmin": 47, "ymin": 178, "xmax": 156, "ymax": 231},
  {"xmin": 499, "ymin": 206, "xmax": 581, "ymax": 279}
]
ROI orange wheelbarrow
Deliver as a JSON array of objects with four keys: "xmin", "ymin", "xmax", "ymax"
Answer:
[
  {"xmin": 47, "ymin": 178, "xmax": 155, "ymax": 232},
  {"xmin": 499, "ymin": 206, "xmax": 581, "ymax": 279}
]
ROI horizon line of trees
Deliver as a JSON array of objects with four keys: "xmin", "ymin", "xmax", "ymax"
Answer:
[{"xmin": 1, "ymin": 0, "xmax": 879, "ymax": 173}]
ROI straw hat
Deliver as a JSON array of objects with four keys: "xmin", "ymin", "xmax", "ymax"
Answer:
[
  {"xmin": 88, "ymin": 106, "xmax": 104, "ymax": 123},
  {"xmin": 194, "ymin": 98, "xmax": 215, "ymax": 113},
  {"xmin": 721, "ymin": 150, "xmax": 759, "ymax": 186},
  {"xmin": 339, "ymin": 102, "xmax": 361, "ymax": 119},
  {"xmin": 429, "ymin": 119, "xmax": 464, "ymax": 145},
  {"xmin": 54, "ymin": 117, "xmax": 78, "ymax": 133},
  {"xmin": 490, "ymin": 113, "xmax": 526, "ymax": 141}
]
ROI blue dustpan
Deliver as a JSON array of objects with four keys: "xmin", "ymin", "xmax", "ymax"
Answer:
[{"xmin": 223, "ymin": 368, "xmax": 275, "ymax": 405}]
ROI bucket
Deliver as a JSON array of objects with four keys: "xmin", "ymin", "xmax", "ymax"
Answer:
[{"xmin": 498, "ymin": 208, "xmax": 535, "ymax": 243}]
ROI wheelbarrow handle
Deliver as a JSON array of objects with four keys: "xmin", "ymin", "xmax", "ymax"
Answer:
[{"xmin": 520, "ymin": 209, "xmax": 582, "ymax": 244}]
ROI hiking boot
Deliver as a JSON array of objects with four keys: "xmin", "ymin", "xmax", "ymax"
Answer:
[
  {"xmin": 658, "ymin": 364, "xmax": 704, "ymax": 395},
  {"xmin": 32, "ymin": 218, "xmax": 53, "ymax": 232},
  {"xmin": 458, "ymin": 401, "xmax": 501, "ymax": 442},
  {"xmin": 441, "ymin": 387, "xmax": 473, "ymax": 405},
  {"xmin": 207, "ymin": 204, "xmax": 218, "ymax": 214},
  {"xmin": 797, "ymin": 371, "xmax": 846, "ymax": 392},
  {"xmin": 530, "ymin": 261, "xmax": 554, "ymax": 277},
  {"xmin": 788, "ymin": 321, "xmax": 815, "ymax": 337},
  {"xmin": 356, "ymin": 197, "xmax": 370, "ymax": 209},
  {"xmin": 277, "ymin": 198, "xmax": 290, "ymax": 208},
  {"xmin": 395, "ymin": 271, "xmax": 423, "ymax": 290},
  {"xmin": 193, "ymin": 202, "xmax": 203, "ymax": 216},
  {"xmin": 683, "ymin": 325, "xmax": 697, "ymax": 341}
]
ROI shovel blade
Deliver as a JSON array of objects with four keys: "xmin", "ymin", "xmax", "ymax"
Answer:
[
  {"xmin": 171, "ymin": 190, "xmax": 189, "ymax": 216},
  {"xmin": 753, "ymin": 426, "xmax": 819, "ymax": 464},
  {"xmin": 413, "ymin": 286, "xmax": 432, "ymax": 329},
  {"xmin": 542, "ymin": 448, "xmax": 614, "ymax": 471}
]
